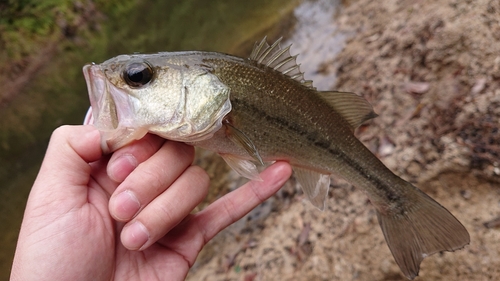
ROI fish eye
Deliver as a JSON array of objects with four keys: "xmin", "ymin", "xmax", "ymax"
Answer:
[{"xmin": 123, "ymin": 61, "xmax": 154, "ymax": 88}]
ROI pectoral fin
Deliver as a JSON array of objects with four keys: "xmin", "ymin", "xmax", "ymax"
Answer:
[
  {"xmin": 221, "ymin": 154, "xmax": 262, "ymax": 181},
  {"xmin": 293, "ymin": 167, "xmax": 331, "ymax": 210},
  {"xmin": 225, "ymin": 123, "xmax": 264, "ymax": 165}
]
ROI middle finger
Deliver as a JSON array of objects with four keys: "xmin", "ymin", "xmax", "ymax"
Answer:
[{"xmin": 108, "ymin": 141, "xmax": 195, "ymax": 221}]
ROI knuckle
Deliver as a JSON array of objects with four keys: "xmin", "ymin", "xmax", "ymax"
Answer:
[
  {"xmin": 221, "ymin": 196, "xmax": 238, "ymax": 223},
  {"xmin": 51, "ymin": 125, "xmax": 71, "ymax": 139},
  {"xmin": 155, "ymin": 201, "xmax": 176, "ymax": 226},
  {"xmin": 248, "ymin": 180, "xmax": 267, "ymax": 203},
  {"xmin": 140, "ymin": 167, "xmax": 165, "ymax": 192},
  {"xmin": 168, "ymin": 141, "xmax": 195, "ymax": 163},
  {"xmin": 129, "ymin": 134, "xmax": 162, "ymax": 160},
  {"xmin": 187, "ymin": 166, "xmax": 210, "ymax": 187}
]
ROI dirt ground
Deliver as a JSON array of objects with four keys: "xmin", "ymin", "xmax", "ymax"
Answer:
[{"xmin": 187, "ymin": 0, "xmax": 500, "ymax": 280}]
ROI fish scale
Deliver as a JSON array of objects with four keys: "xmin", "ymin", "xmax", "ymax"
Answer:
[{"xmin": 204, "ymin": 56, "xmax": 391, "ymax": 186}]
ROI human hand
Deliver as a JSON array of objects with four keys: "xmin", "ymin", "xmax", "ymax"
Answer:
[{"xmin": 11, "ymin": 125, "xmax": 292, "ymax": 280}]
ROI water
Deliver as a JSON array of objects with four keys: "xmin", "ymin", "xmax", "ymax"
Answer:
[
  {"xmin": 287, "ymin": 0, "xmax": 347, "ymax": 89},
  {"xmin": 0, "ymin": 0, "xmax": 347, "ymax": 278}
]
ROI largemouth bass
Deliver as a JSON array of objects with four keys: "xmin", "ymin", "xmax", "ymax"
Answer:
[{"xmin": 83, "ymin": 38, "xmax": 469, "ymax": 279}]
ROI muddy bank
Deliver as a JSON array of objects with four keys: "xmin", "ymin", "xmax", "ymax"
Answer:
[{"xmin": 188, "ymin": 0, "xmax": 500, "ymax": 280}]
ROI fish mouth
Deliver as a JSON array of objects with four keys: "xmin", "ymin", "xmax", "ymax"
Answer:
[
  {"xmin": 83, "ymin": 64, "xmax": 119, "ymax": 131},
  {"xmin": 83, "ymin": 64, "xmax": 147, "ymax": 153}
]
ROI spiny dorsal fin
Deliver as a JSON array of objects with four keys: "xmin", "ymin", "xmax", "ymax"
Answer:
[
  {"xmin": 249, "ymin": 37, "xmax": 314, "ymax": 88},
  {"xmin": 318, "ymin": 91, "xmax": 378, "ymax": 130}
]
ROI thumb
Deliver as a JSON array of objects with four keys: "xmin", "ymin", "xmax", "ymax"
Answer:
[{"xmin": 29, "ymin": 125, "xmax": 102, "ymax": 208}]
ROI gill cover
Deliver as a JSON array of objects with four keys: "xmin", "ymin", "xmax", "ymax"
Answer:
[{"xmin": 146, "ymin": 64, "xmax": 232, "ymax": 143}]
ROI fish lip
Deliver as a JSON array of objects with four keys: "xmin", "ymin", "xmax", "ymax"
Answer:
[
  {"xmin": 83, "ymin": 106, "xmax": 94, "ymax": 125},
  {"xmin": 83, "ymin": 63, "xmax": 144, "ymax": 152},
  {"xmin": 83, "ymin": 64, "xmax": 101, "ymax": 113},
  {"xmin": 83, "ymin": 64, "xmax": 117, "ymax": 131},
  {"xmin": 83, "ymin": 64, "xmax": 137, "ymax": 129}
]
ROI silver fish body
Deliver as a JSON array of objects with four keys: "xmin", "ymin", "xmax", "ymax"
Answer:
[{"xmin": 83, "ymin": 38, "xmax": 469, "ymax": 279}]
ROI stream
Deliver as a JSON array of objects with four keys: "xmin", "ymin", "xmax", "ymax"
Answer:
[{"xmin": 0, "ymin": 0, "xmax": 346, "ymax": 278}]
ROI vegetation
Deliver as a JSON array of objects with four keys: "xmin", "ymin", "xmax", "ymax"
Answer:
[
  {"xmin": 0, "ymin": 0, "xmax": 137, "ymax": 108},
  {"xmin": 0, "ymin": 1, "xmax": 299, "ymax": 279},
  {"xmin": 0, "ymin": 0, "xmax": 135, "ymax": 61}
]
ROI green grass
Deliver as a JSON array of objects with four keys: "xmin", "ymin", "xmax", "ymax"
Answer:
[{"xmin": 0, "ymin": 0, "xmax": 135, "ymax": 60}]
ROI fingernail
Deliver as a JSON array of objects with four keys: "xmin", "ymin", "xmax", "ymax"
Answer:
[
  {"xmin": 122, "ymin": 221, "xmax": 149, "ymax": 250},
  {"xmin": 109, "ymin": 154, "xmax": 137, "ymax": 182},
  {"xmin": 112, "ymin": 190, "xmax": 140, "ymax": 220}
]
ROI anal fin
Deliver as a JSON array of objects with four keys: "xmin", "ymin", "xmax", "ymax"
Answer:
[{"xmin": 293, "ymin": 167, "xmax": 330, "ymax": 210}]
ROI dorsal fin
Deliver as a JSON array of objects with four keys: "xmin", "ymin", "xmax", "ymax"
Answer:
[
  {"xmin": 249, "ymin": 37, "xmax": 314, "ymax": 88},
  {"xmin": 318, "ymin": 91, "xmax": 378, "ymax": 130}
]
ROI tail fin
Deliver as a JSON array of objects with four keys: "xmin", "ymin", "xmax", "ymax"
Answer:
[{"xmin": 376, "ymin": 187, "xmax": 470, "ymax": 280}]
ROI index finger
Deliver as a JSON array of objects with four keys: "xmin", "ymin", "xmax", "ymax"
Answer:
[
  {"xmin": 195, "ymin": 161, "xmax": 292, "ymax": 239},
  {"xmin": 158, "ymin": 161, "xmax": 293, "ymax": 264}
]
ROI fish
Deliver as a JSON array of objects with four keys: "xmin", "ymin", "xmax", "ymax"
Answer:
[{"xmin": 82, "ymin": 37, "xmax": 470, "ymax": 279}]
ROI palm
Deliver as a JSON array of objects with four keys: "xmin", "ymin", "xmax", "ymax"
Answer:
[
  {"xmin": 113, "ymin": 243, "xmax": 189, "ymax": 280},
  {"xmin": 85, "ymin": 159, "xmax": 195, "ymax": 280},
  {"xmin": 12, "ymin": 126, "xmax": 292, "ymax": 281}
]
